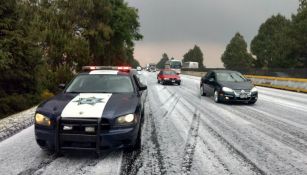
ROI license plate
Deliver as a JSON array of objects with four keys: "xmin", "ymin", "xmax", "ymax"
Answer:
[
  {"xmin": 240, "ymin": 94, "xmax": 248, "ymax": 98},
  {"xmin": 172, "ymin": 80, "xmax": 175, "ymax": 82},
  {"xmin": 85, "ymin": 127, "xmax": 95, "ymax": 133}
]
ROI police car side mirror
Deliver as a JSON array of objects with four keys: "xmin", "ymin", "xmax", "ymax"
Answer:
[
  {"xmin": 58, "ymin": 83, "xmax": 66, "ymax": 89},
  {"xmin": 139, "ymin": 85, "xmax": 147, "ymax": 91}
]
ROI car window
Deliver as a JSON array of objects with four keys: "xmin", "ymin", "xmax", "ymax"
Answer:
[{"xmin": 66, "ymin": 74, "xmax": 134, "ymax": 93}]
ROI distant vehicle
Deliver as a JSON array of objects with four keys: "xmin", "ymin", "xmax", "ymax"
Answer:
[
  {"xmin": 200, "ymin": 70, "xmax": 258, "ymax": 104},
  {"xmin": 148, "ymin": 63, "xmax": 157, "ymax": 72},
  {"xmin": 34, "ymin": 66, "xmax": 147, "ymax": 154},
  {"xmin": 182, "ymin": 62, "xmax": 199, "ymax": 69},
  {"xmin": 157, "ymin": 69, "xmax": 181, "ymax": 85},
  {"xmin": 165, "ymin": 60, "xmax": 182, "ymax": 74}
]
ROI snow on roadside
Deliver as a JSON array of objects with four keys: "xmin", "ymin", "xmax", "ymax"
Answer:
[{"xmin": 0, "ymin": 106, "xmax": 36, "ymax": 142}]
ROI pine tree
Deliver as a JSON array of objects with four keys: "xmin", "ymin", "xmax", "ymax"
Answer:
[
  {"xmin": 156, "ymin": 53, "xmax": 169, "ymax": 69},
  {"xmin": 182, "ymin": 45, "xmax": 205, "ymax": 68},
  {"xmin": 221, "ymin": 33, "xmax": 254, "ymax": 69},
  {"xmin": 251, "ymin": 14, "xmax": 293, "ymax": 68}
]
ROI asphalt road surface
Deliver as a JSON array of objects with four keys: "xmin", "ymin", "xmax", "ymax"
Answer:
[{"xmin": 1, "ymin": 72, "xmax": 307, "ymax": 175}]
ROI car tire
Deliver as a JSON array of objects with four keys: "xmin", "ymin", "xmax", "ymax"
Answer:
[
  {"xmin": 214, "ymin": 90, "xmax": 220, "ymax": 103},
  {"xmin": 41, "ymin": 146, "xmax": 55, "ymax": 154},
  {"xmin": 134, "ymin": 129, "xmax": 142, "ymax": 150},
  {"xmin": 178, "ymin": 82, "xmax": 181, "ymax": 86},
  {"xmin": 157, "ymin": 80, "xmax": 160, "ymax": 84},
  {"xmin": 200, "ymin": 85, "xmax": 206, "ymax": 96},
  {"xmin": 125, "ymin": 127, "xmax": 142, "ymax": 152}
]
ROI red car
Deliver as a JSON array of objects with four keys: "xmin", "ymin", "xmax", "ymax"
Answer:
[{"xmin": 157, "ymin": 69, "xmax": 181, "ymax": 85}]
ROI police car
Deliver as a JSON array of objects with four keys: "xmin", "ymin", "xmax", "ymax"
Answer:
[{"xmin": 34, "ymin": 66, "xmax": 147, "ymax": 155}]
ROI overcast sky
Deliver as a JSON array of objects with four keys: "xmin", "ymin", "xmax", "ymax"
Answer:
[{"xmin": 126, "ymin": 0, "xmax": 299, "ymax": 68}]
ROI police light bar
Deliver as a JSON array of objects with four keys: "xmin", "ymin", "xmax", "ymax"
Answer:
[
  {"xmin": 82, "ymin": 66, "xmax": 114, "ymax": 71},
  {"xmin": 82, "ymin": 66, "xmax": 131, "ymax": 72},
  {"xmin": 117, "ymin": 66, "xmax": 131, "ymax": 72}
]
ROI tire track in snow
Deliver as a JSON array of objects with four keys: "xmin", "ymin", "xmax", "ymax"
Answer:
[
  {"xmin": 161, "ymin": 96, "xmax": 180, "ymax": 119},
  {"xmin": 120, "ymin": 149, "xmax": 142, "ymax": 175},
  {"xmin": 151, "ymin": 86, "xmax": 177, "ymax": 112},
  {"xmin": 199, "ymin": 119, "xmax": 266, "ymax": 175},
  {"xmin": 223, "ymin": 105, "xmax": 307, "ymax": 155},
  {"xmin": 181, "ymin": 111, "xmax": 200, "ymax": 175},
  {"xmin": 120, "ymin": 97, "xmax": 166, "ymax": 175},
  {"xmin": 17, "ymin": 154, "xmax": 59, "ymax": 175},
  {"xmin": 148, "ymin": 107, "xmax": 167, "ymax": 175},
  {"xmin": 173, "ymin": 86, "xmax": 267, "ymax": 175},
  {"xmin": 70, "ymin": 152, "xmax": 114, "ymax": 175}
]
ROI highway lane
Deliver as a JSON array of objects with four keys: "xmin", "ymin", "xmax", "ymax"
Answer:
[{"xmin": 1, "ymin": 72, "xmax": 307, "ymax": 175}]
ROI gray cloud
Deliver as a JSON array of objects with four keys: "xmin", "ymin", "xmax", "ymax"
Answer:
[{"xmin": 127, "ymin": 0, "xmax": 298, "ymax": 67}]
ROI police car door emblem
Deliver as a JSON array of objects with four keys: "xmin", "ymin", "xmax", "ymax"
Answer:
[{"xmin": 74, "ymin": 97, "xmax": 104, "ymax": 105}]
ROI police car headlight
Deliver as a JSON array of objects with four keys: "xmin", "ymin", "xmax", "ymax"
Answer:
[
  {"xmin": 222, "ymin": 87, "xmax": 234, "ymax": 93},
  {"xmin": 251, "ymin": 87, "xmax": 258, "ymax": 92},
  {"xmin": 116, "ymin": 114, "xmax": 135, "ymax": 125},
  {"xmin": 35, "ymin": 113, "xmax": 51, "ymax": 126}
]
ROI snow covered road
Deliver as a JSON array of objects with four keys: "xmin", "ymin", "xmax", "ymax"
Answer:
[{"xmin": 1, "ymin": 72, "xmax": 307, "ymax": 175}]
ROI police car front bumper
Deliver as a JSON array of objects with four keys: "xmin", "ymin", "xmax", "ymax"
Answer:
[{"xmin": 35, "ymin": 117, "xmax": 139, "ymax": 154}]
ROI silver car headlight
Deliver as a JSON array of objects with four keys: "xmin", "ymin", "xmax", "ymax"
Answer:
[
  {"xmin": 251, "ymin": 87, "xmax": 258, "ymax": 92},
  {"xmin": 222, "ymin": 87, "xmax": 234, "ymax": 93},
  {"xmin": 116, "ymin": 114, "xmax": 135, "ymax": 125}
]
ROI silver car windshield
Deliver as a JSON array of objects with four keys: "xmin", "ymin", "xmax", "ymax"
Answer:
[{"xmin": 216, "ymin": 72, "xmax": 247, "ymax": 82}]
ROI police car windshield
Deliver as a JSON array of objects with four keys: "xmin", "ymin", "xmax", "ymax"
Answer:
[
  {"xmin": 216, "ymin": 72, "xmax": 246, "ymax": 82},
  {"xmin": 66, "ymin": 74, "xmax": 134, "ymax": 93}
]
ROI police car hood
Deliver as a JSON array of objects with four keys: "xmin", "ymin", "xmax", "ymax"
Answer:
[
  {"xmin": 37, "ymin": 93, "xmax": 138, "ymax": 120},
  {"xmin": 219, "ymin": 81, "xmax": 253, "ymax": 90},
  {"xmin": 102, "ymin": 93, "xmax": 139, "ymax": 119}
]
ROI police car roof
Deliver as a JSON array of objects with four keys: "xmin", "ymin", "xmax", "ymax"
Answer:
[{"xmin": 78, "ymin": 70, "xmax": 131, "ymax": 76}]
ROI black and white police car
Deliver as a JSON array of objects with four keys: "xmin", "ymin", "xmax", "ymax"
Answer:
[{"xmin": 34, "ymin": 66, "xmax": 147, "ymax": 155}]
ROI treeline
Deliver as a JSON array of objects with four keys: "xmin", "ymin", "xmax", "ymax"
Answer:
[
  {"xmin": 156, "ymin": 45, "xmax": 205, "ymax": 69},
  {"xmin": 222, "ymin": 0, "xmax": 307, "ymax": 70},
  {"xmin": 0, "ymin": 0, "xmax": 142, "ymax": 118}
]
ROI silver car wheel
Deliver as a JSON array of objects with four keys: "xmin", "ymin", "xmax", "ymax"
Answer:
[{"xmin": 214, "ymin": 91, "xmax": 219, "ymax": 103}]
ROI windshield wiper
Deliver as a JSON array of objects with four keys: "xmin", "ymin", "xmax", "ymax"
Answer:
[{"xmin": 229, "ymin": 74, "xmax": 238, "ymax": 82}]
